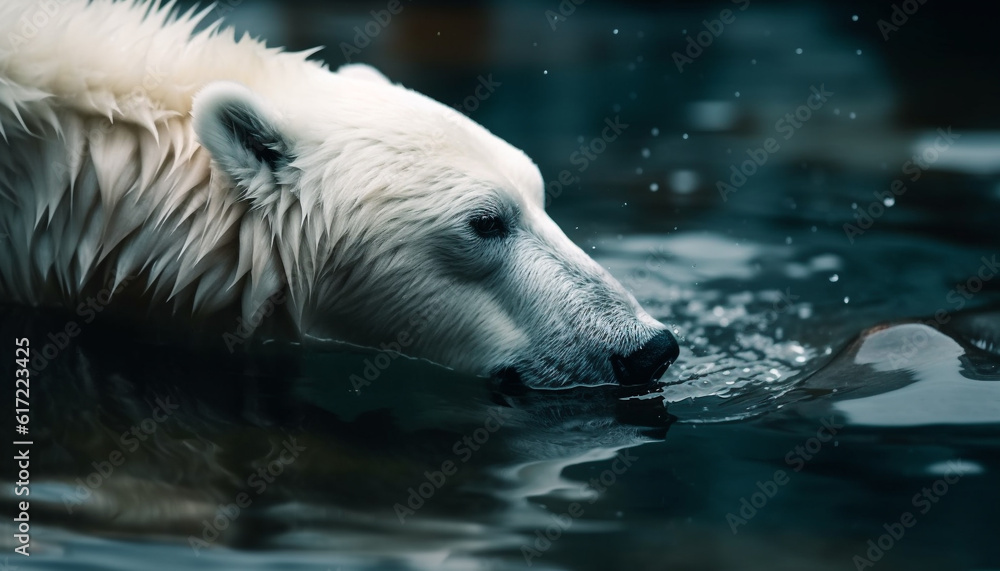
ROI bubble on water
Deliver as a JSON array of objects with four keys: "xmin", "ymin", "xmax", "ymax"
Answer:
[
  {"xmin": 670, "ymin": 170, "xmax": 699, "ymax": 194},
  {"xmin": 843, "ymin": 296, "xmax": 850, "ymax": 304},
  {"xmin": 641, "ymin": 148, "xmax": 651, "ymax": 158},
  {"xmin": 650, "ymin": 182, "xmax": 659, "ymax": 192},
  {"xmin": 795, "ymin": 48, "xmax": 803, "ymax": 55},
  {"xmin": 798, "ymin": 305, "xmax": 813, "ymax": 319},
  {"xmin": 883, "ymin": 196, "xmax": 895, "ymax": 207},
  {"xmin": 682, "ymin": 133, "xmax": 689, "ymax": 140},
  {"xmin": 735, "ymin": 91, "xmax": 741, "ymax": 98},
  {"xmin": 856, "ymin": 49, "xmax": 863, "ymax": 55},
  {"xmin": 543, "ymin": 70, "xmax": 548, "ymax": 75},
  {"xmin": 829, "ymin": 274, "xmax": 839, "ymax": 282},
  {"xmin": 613, "ymin": 28, "xmax": 619, "ymax": 35},
  {"xmin": 651, "ymin": 127, "xmax": 660, "ymax": 136},
  {"xmin": 851, "ymin": 202, "xmax": 858, "ymax": 209},
  {"xmin": 852, "ymin": 14, "xmax": 859, "ymax": 22}
]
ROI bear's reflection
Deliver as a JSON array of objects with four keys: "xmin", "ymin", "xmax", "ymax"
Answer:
[{"xmin": 2, "ymin": 305, "xmax": 672, "ymax": 560}]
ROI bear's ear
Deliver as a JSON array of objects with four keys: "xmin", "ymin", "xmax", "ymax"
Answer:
[
  {"xmin": 336, "ymin": 63, "xmax": 392, "ymax": 85},
  {"xmin": 192, "ymin": 81, "xmax": 296, "ymax": 207}
]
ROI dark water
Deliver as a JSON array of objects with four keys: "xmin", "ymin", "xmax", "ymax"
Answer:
[{"xmin": 4, "ymin": 1, "xmax": 1000, "ymax": 570}]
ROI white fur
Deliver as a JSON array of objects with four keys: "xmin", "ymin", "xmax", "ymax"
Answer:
[{"xmin": 0, "ymin": 0, "xmax": 669, "ymax": 387}]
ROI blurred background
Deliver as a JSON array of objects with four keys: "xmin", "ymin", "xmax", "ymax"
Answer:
[{"xmin": 191, "ymin": 0, "xmax": 1000, "ymax": 246}]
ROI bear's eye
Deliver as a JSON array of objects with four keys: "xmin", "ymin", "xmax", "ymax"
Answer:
[{"xmin": 469, "ymin": 214, "xmax": 508, "ymax": 239}]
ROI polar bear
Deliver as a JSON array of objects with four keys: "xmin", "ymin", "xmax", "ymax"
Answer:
[{"xmin": 0, "ymin": 0, "xmax": 678, "ymax": 388}]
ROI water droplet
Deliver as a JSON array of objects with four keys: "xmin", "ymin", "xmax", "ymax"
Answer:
[
  {"xmin": 852, "ymin": 14, "xmax": 859, "ymax": 21},
  {"xmin": 851, "ymin": 202, "xmax": 858, "ymax": 209},
  {"xmin": 884, "ymin": 196, "xmax": 895, "ymax": 207},
  {"xmin": 613, "ymin": 28, "xmax": 619, "ymax": 35},
  {"xmin": 834, "ymin": 108, "xmax": 841, "ymax": 116},
  {"xmin": 810, "ymin": 225, "xmax": 817, "ymax": 232},
  {"xmin": 650, "ymin": 182, "xmax": 659, "ymax": 192},
  {"xmin": 751, "ymin": 58, "xmax": 757, "ymax": 65},
  {"xmin": 795, "ymin": 48, "xmax": 803, "ymax": 55},
  {"xmin": 849, "ymin": 112, "xmax": 857, "ymax": 119},
  {"xmin": 856, "ymin": 49, "xmax": 863, "ymax": 55},
  {"xmin": 734, "ymin": 91, "xmax": 741, "ymax": 98},
  {"xmin": 651, "ymin": 127, "xmax": 659, "ymax": 136},
  {"xmin": 785, "ymin": 236, "xmax": 792, "ymax": 245},
  {"xmin": 635, "ymin": 167, "xmax": 644, "ymax": 175},
  {"xmin": 843, "ymin": 296, "xmax": 850, "ymax": 304},
  {"xmin": 641, "ymin": 148, "xmax": 651, "ymax": 158},
  {"xmin": 682, "ymin": 133, "xmax": 689, "ymax": 140},
  {"xmin": 543, "ymin": 70, "xmax": 548, "ymax": 75},
  {"xmin": 829, "ymin": 273, "xmax": 839, "ymax": 282}
]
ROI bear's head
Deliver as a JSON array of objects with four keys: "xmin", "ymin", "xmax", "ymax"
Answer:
[{"xmin": 191, "ymin": 64, "xmax": 678, "ymax": 389}]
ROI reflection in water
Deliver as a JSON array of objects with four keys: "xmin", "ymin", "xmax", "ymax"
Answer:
[
  {"xmin": 5, "ymin": 226, "xmax": 999, "ymax": 570},
  {"xmin": 834, "ymin": 323, "xmax": 1000, "ymax": 426}
]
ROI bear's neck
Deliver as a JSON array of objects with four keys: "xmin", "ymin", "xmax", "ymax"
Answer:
[{"xmin": 0, "ymin": 110, "xmax": 287, "ymax": 333}]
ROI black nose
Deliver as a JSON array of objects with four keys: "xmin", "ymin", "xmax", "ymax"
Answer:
[{"xmin": 611, "ymin": 330, "xmax": 680, "ymax": 385}]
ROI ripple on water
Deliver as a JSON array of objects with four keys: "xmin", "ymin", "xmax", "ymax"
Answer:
[{"xmin": 600, "ymin": 233, "xmax": 840, "ymax": 423}]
